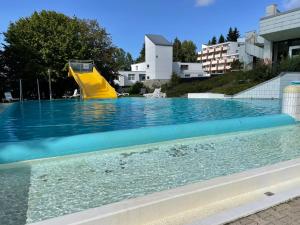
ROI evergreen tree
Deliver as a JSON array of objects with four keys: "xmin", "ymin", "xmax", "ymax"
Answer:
[
  {"xmin": 226, "ymin": 27, "xmax": 234, "ymax": 41},
  {"xmin": 226, "ymin": 27, "xmax": 240, "ymax": 42},
  {"xmin": 218, "ymin": 34, "xmax": 225, "ymax": 43},
  {"xmin": 232, "ymin": 27, "xmax": 240, "ymax": 41},
  {"xmin": 173, "ymin": 38, "xmax": 182, "ymax": 62},
  {"xmin": 135, "ymin": 43, "xmax": 145, "ymax": 63},
  {"xmin": 207, "ymin": 40, "xmax": 212, "ymax": 45},
  {"xmin": 211, "ymin": 36, "xmax": 217, "ymax": 45}
]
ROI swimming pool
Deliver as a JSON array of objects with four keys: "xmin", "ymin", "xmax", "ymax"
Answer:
[
  {"xmin": 0, "ymin": 98, "xmax": 281, "ymax": 142},
  {"xmin": 2, "ymin": 124, "xmax": 300, "ymax": 224}
]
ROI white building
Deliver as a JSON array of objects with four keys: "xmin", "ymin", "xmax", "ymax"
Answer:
[
  {"xmin": 197, "ymin": 42, "xmax": 239, "ymax": 75},
  {"xmin": 117, "ymin": 34, "xmax": 205, "ymax": 87},
  {"xmin": 238, "ymin": 31, "xmax": 264, "ymax": 70},
  {"xmin": 260, "ymin": 4, "xmax": 300, "ymax": 64}
]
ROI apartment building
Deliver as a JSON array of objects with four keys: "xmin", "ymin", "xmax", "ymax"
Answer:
[{"xmin": 197, "ymin": 42, "xmax": 239, "ymax": 75}]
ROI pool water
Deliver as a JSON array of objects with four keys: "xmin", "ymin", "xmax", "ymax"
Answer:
[
  {"xmin": 1, "ymin": 124, "xmax": 300, "ymax": 224},
  {"xmin": 0, "ymin": 98, "xmax": 281, "ymax": 143}
]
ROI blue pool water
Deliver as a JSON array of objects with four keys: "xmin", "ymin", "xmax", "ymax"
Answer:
[{"xmin": 0, "ymin": 98, "xmax": 281, "ymax": 143}]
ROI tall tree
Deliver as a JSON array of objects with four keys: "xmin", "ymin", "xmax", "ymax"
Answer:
[
  {"xmin": 211, "ymin": 36, "xmax": 217, "ymax": 45},
  {"xmin": 218, "ymin": 34, "xmax": 225, "ymax": 43},
  {"xmin": 232, "ymin": 27, "xmax": 240, "ymax": 41},
  {"xmin": 226, "ymin": 27, "xmax": 240, "ymax": 41},
  {"xmin": 114, "ymin": 48, "xmax": 133, "ymax": 71},
  {"xmin": 135, "ymin": 43, "xmax": 145, "ymax": 63},
  {"xmin": 181, "ymin": 40, "xmax": 197, "ymax": 62},
  {"xmin": 2, "ymin": 10, "xmax": 117, "ymax": 96},
  {"xmin": 207, "ymin": 40, "xmax": 212, "ymax": 45},
  {"xmin": 173, "ymin": 37, "xmax": 182, "ymax": 62},
  {"xmin": 226, "ymin": 27, "xmax": 234, "ymax": 41}
]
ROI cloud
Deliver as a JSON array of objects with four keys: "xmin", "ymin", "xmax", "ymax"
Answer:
[
  {"xmin": 283, "ymin": 0, "xmax": 300, "ymax": 9},
  {"xmin": 195, "ymin": 0, "xmax": 215, "ymax": 7}
]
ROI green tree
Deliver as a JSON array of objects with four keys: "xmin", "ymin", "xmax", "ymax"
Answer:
[
  {"xmin": 181, "ymin": 40, "xmax": 197, "ymax": 62},
  {"xmin": 207, "ymin": 40, "xmax": 212, "ymax": 45},
  {"xmin": 232, "ymin": 27, "xmax": 240, "ymax": 41},
  {"xmin": 226, "ymin": 27, "xmax": 240, "ymax": 41},
  {"xmin": 1, "ymin": 10, "xmax": 117, "ymax": 96},
  {"xmin": 218, "ymin": 34, "xmax": 225, "ymax": 43},
  {"xmin": 173, "ymin": 38, "xmax": 182, "ymax": 62},
  {"xmin": 211, "ymin": 36, "xmax": 217, "ymax": 45},
  {"xmin": 114, "ymin": 48, "xmax": 133, "ymax": 71},
  {"xmin": 135, "ymin": 43, "xmax": 145, "ymax": 63},
  {"xmin": 226, "ymin": 27, "xmax": 233, "ymax": 41}
]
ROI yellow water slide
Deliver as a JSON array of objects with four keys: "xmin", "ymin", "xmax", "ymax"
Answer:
[{"xmin": 68, "ymin": 60, "xmax": 117, "ymax": 99}]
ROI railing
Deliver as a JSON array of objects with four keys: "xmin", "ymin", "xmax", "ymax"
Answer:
[{"xmin": 69, "ymin": 60, "xmax": 94, "ymax": 73}]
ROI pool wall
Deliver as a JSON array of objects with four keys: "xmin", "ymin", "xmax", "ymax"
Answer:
[
  {"xmin": 28, "ymin": 157, "xmax": 300, "ymax": 225},
  {"xmin": 0, "ymin": 114, "xmax": 295, "ymax": 164}
]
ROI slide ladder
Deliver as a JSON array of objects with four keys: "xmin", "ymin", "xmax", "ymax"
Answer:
[{"xmin": 68, "ymin": 60, "xmax": 117, "ymax": 99}]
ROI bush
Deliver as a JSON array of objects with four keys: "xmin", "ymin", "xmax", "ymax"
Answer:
[
  {"xmin": 129, "ymin": 82, "xmax": 144, "ymax": 95},
  {"xmin": 279, "ymin": 56, "xmax": 300, "ymax": 72}
]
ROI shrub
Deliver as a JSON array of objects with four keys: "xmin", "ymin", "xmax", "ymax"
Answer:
[{"xmin": 129, "ymin": 82, "xmax": 144, "ymax": 95}]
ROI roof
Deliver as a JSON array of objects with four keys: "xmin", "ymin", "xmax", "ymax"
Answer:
[
  {"xmin": 260, "ymin": 6, "xmax": 300, "ymax": 20},
  {"xmin": 145, "ymin": 34, "xmax": 173, "ymax": 46}
]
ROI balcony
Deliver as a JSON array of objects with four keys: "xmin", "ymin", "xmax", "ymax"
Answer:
[
  {"xmin": 208, "ymin": 49, "xmax": 215, "ymax": 53},
  {"xmin": 208, "ymin": 55, "xmax": 214, "ymax": 59},
  {"xmin": 214, "ymin": 54, "xmax": 221, "ymax": 58},
  {"xmin": 211, "ymin": 60, "xmax": 218, "ymax": 65},
  {"xmin": 225, "ymin": 65, "xmax": 231, "ymax": 70},
  {"xmin": 211, "ymin": 67, "xmax": 217, "ymax": 71},
  {"xmin": 215, "ymin": 47, "xmax": 222, "ymax": 52},
  {"xmin": 203, "ymin": 61, "xmax": 210, "ymax": 66}
]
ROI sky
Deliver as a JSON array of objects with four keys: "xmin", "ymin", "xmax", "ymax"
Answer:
[{"xmin": 1, "ymin": 0, "xmax": 300, "ymax": 58}]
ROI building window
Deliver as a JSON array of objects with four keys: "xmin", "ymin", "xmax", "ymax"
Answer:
[
  {"xmin": 147, "ymin": 76, "xmax": 150, "ymax": 80},
  {"xmin": 184, "ymin": 74, "xmax": 190, "ymax": 78},
  {"xmin": 139, "ymin": 74, "xmax": 146, "ymax": 81},
  {"xmin": 180, "ymin": 65, "xmax": 189, "ymax": 70},
  {"xmin": 128, "ymin": 74, "xmax": 135, "ymax": 81},
  {"xmin": 136, "ymin": 66, "xmax": 138, "ymax": 70},
  {"xmin": 147, "ymin": 64, "xmax": 149, "ymax": 68}
]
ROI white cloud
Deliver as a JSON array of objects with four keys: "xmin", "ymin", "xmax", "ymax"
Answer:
[
  {"xmin": 195, "ymin": 0, "xmax": 215, "ymax": 7},
  {"xmin": 283, "ymin": 0, "xmax": 300, "ymax": 9}
]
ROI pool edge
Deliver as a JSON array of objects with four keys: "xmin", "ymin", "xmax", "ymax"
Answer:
[{"xmin": 27, "ymin": 157, "xmax": 300, "ymax": 225}]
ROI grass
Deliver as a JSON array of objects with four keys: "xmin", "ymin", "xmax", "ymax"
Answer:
[{"xmin": 163, "ymin": 65, "xmax": 275, "ymax": 97}]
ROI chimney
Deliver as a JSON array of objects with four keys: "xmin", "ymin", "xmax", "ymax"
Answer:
[{"xmin": 266, "ymin": 4, "xmax": 279, "ymax": 16}]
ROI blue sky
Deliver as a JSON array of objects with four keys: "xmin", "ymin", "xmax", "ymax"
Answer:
[{"xmin": 1, "ymin": 0, "xmax": 300, "ymax": 58}]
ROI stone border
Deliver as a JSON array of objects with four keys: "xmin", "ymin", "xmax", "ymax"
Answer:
[{"xmin": 28, "ymin": 158, "xmax": 300, "ymax": 225}]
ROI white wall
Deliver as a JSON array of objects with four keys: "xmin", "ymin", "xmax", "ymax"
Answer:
[
  {"xmin": 145, "ymin": 36, "xmax": 156, "ymax": 80},
  {"xmin": 145, "ymin": 35, "xmax": 173, "ymax": 80},
  {"xmin": 172, "ymin": 62, "xmax": 204, "ymax": 78},
  {"xmin": 117, "ymin": 71, "xmax": 146, "ymax": 87},
  {"xmin": 131, "ymin": 63, "xmax": 147, "ymax": 72},
  {"xmin": 155, "ymin": 45, "xmax": 173, "ymax": 79},
  {"xmin": 233, "ymin": 72, "xmax": 300, "ymax": 99}
]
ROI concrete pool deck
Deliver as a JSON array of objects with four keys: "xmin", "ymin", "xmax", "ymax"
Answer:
[{"xmin": 28, "ymin": 157, "xmax": 300, "ymax": 225}]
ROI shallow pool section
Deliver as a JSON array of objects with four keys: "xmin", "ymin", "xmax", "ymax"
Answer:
[
  {"xmin": 2, "ymin": 124, "xmax": 300, "ymax": 224},
  {"xmin": 0, "ymin": 114, "xmax": 294, "ymax": 164},
  {"xmin": 0, "ymin": 98, "xmax": 281, "ymax": 143}
]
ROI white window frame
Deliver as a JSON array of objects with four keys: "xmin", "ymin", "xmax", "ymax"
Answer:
[{"xmin": 128, "ymin": 74, "xmax": 135, "ymax": 81}]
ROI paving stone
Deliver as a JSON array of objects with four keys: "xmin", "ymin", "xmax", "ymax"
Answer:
[{"xmin": 227, "ymin": 197, "xmax": 300, "ymax": 225}]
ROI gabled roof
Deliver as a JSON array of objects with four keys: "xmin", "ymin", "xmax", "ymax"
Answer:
[{"xmin": 145, "ymin": 34, "xmax": 173, "ymax": 46}]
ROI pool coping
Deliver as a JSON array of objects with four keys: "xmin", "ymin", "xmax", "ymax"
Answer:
[{"xmin": 27, "ymin": 157, "xmax": 300, "ymax": 225}]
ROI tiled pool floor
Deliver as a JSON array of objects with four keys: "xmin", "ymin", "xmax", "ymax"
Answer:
[{"xmin": 2, "ymin": 124, "xmax": 300, "ymax": 224}]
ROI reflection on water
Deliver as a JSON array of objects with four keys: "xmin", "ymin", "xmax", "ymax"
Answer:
[{"xmin": 0, "ymin": 98, "xmax": 281, "ymax": 142}]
